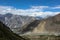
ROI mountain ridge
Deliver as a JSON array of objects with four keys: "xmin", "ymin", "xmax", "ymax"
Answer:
[
  {"xmin": 21, "ymin": 14, "xmax": 60, "ymax": 36},
  {"xmin": 0, "ymin": 13, "xmax": 37, "ymax": 34}
]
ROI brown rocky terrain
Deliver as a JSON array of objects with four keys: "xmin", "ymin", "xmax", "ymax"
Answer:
[
  {"xmin": 21, "ymin": 14, "xmax": 60, "ymax": 40},
  {"xmin": 32, "ymin": 14, "xmax": 60, "ymax": 35},
  {"xmin": 21, "ymin": 14, "xmax": 60, "ymax": 36}
]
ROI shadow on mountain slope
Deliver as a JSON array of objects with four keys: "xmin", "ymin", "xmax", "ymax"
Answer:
[
  {"xmin": 21, "ymin": 20, "xmax": 41, "ymax": 34},
  {"xmin": 0, "ymin": 21, "xmax": 26, "ymax": 40}
]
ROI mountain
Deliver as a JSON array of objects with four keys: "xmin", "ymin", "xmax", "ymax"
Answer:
[
  {"xmin": 0, "ymin": 13, "xmax": 37, "ymax": 34},
  {"xmin": 21, "ymin": 14, "xmax": 60, "ymax": 36},
  {"xmin": 35, "ymin": 16, "xmax": 42, "ymax": 20},
  {"xmin": 0, "ymin": 21, "xmax": 26, "ymax": 40}
]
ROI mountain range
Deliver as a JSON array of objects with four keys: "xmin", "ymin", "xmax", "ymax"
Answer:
[
  {"xmin": 0, "ymin": 13, "xmax": 60, "ymax": 36},
  {"xmin": 0, "ymin": 13, "xmax": 60, "ymax": 40},
  {"xmin": 0, "ymin": 13, "xmax": 42, "ymax": 34},
  {"xmin": 20, "ymin": 13, "xmax": 60, "ymax": 36}
]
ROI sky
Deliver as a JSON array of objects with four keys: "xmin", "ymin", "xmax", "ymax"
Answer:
[{"xmin": 0, "ymin": 0, "xmax": 60, "ymax": 17}]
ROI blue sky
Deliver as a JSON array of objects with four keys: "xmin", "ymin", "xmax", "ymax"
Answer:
[
  {"xmin": 0, "ymin": 0, "xmax": 60, "ymax": 17},
  {"xmin": 0, "ymin": 0, "xmax": 60, "ymax": 9}
]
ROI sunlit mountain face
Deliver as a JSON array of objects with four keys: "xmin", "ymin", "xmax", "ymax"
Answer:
[{"xmin": 0, "ymin": 13, "xmax": 37, "ymax": 34}]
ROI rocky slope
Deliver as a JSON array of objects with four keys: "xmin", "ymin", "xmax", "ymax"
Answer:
[
  {"xmin": 0, "ymin": 13, "xmax": 36, "ymax": 34},
  {"xmin": 34, "ymin": 14, "xmax": 60, "ymax": 34},
  {"xmin": 0, "ymin": 21, "xmax": 26, "ymax": 40},
  {"xmin": 21, "ymin": 14, "xmax": 60, "ymax": 36}
]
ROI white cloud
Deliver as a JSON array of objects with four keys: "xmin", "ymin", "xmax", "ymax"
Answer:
[
  {"xmin": 31, "ymin": 6, "xmax": 49, "ymax": 9},
  {"xmin": 0, "ymin": 5, "xmax": 60, "ymax": 17},
  {"xmin": 52, "ymin": 5, "xmax": 60, "ymax": 9}
]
